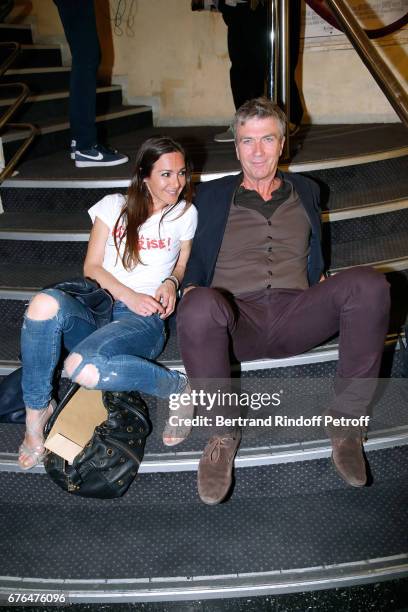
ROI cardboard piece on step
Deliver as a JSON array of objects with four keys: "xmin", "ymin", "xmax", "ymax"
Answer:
[{"xmin": 44, "ymin": 388, "xmax": 107, "ymax": 464}]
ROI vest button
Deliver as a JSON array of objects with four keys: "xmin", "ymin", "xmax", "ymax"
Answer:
[
  {"xmin": 267, "ymin": 284, "xmax": 271, "ymax": 289},
  {"xmin": 268, "ymin": 270, "xmax": 273, "ymax": 276},
  {"xmin": 268, "ymin": 247, "xmax": 272, "ymax": 252},
  {"xmin": 267, "ymin": 220, "xmax": 272, "ymax": 226}
]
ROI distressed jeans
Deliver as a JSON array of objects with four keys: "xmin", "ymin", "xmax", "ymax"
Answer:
[{"xmin": 21, "ymin": 289, "xmax": 186, "ymax": 409}]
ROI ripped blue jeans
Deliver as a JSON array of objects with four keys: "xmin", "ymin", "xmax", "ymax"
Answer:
[{"xmin": 21, "ymin": 288, "xmax": 186, "ymax": 410}]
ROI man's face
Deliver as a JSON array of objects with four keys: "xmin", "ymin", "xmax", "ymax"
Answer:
[{"xmin": 235, "ymin": 117, "xmax": 285, "ymax": 183}]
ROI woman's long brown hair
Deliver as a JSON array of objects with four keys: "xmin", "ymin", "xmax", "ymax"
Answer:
[{"xmin": 113, "ymin": 137, "xmax": 193, "ymax": 270}]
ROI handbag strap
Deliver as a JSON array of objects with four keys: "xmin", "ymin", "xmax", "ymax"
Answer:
[{"xmin": 43, "ymin": 382, "xmax": 79, "ymax": 436}]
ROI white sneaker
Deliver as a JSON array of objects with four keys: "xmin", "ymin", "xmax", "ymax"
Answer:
[
  {"xmin": 75, "ymin": 144, "xmax": 129, "ymax": 168},
  {"xmin": 214, "ymin": 127, "xmax": 235, "ymax": 143}
]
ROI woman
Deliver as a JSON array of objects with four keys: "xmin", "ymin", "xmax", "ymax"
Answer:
[{"xmin": 19, "ymin": 137, "xmax": 197, "ymax": 470}]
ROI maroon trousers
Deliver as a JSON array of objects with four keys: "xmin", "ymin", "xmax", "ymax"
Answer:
[{"xmin": 177, "ymin": 267, "xmax": 390, "ymax": 423}]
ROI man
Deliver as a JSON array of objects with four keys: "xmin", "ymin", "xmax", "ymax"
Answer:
[{"xmin": 176, "ymin": 97, "xmax": 390, "ymax": 505}]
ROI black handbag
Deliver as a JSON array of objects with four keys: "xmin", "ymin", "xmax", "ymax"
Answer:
[
  {"xmin": 43, "ymin": 384, "xmax": 152, "ymax": 499},
  {"xmin": 0, "ymin": 277, "xmax": 113, "ymax": 423},
  {"xmin": 0, "ymin": 368, "xmax": 25, "ymax": 424}
]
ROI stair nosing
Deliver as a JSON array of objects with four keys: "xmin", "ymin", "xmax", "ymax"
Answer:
[
  {"xmin": 1, "ymin": 198, "xmax": 407, "ymax": 239},
  {"xmin": 0, "ymin": 85, "xmax": 122, "ymax": 107},
  {"xmin": 1, "ymin": 426, "xmax": 407, "ymax": 474},
  {"xmin": 321, "ymin": 197, "xmax": 408, "ymax": 222},
  {"xmin": 330, "ymin": 256, "xmax": 408, "ymax": 274},
  {"xmin": 5, "ymin": 66, "xmax": 70, "ymax": 75},
  {"xmin": 19, "ymin": 44, "xmax": 61, "ymax": 50},
  {"xmin": 0, "ymin": 333, "xmax": 400, "ymax": 375},
  {"xmin": 0, "ymin": 23, "xmax": 32, "ymax": 29},
  {"xmin": 1, "ymin": 106, "xmax": 152, "ymax": 143},
  {"xmin": 0, "ymin": 553, "xmax": 406, "ymax": 602}
]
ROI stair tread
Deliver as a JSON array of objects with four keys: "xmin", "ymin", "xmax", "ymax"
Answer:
[
  {"xmin": 0, "ymin": 360, "xmax": 406, "ymax": 456},
  {"xmin": 1, "ymin": 200, "xmax": 407, "ymax": 234},
  {"xmin": 0, "ymin": 446, "xmax": 407, "ymax": 581},
  {"xmin": 2, "ymin": 104, "xmax": 151, "ymax": 140},
  {"xmin": 330, "ymin": 230, "xmax": 408, "ymax": 269},
  {"xmin": 0, "ymin": 232, "xmax": 407, "ymax": 288},
  {"xmin": 2, "ymin": 125, "xmax": 407, "ymax": 184},
  {"xmin": 0, "ymin": 212, "xmax": 91, "ymax": 233},
  {"xmin": 0, "ymin": 84, "xmax": 122, "ymax": 107}
]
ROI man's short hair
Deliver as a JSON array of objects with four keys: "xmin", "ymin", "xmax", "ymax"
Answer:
[{"xmin": 232, "ymin": 97, "xmax": 287, "ymax": 141}]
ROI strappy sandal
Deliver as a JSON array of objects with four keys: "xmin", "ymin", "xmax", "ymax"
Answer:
[
  {"xmin": 162, "ymin": 419, "xmax": 193, "ymax": 447},
  {"xmin": 18, "ymin": 441, "xmax": 47, "ymax": 470},
  {"xmin": 162, "ymin": 380, "xmax": 194, "ymax": 447},
  {"xmin": 18, "ymin": 400, "xmax": 56, "ymax": 470}
]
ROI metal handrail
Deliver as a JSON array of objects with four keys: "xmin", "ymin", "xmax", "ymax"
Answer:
[
  {"xmin": 0, "ymin": 82, "xmax": 30, "ymax": 130},
  {"xmin": 0, "ymin": 123, "xmax": 37, "ymax": 183},
  {"xmin": 0, "ymin": 41, "xmax": 20, "ymax": 76},
  {"xmin": 326, "ymin": 0, "xmax": 408, "ymax": 126},
  {"xmin": 266, "ymin": 0, "xmax": 408, "ymax": 159},
  {"xmin": 0, "ymin": 41, "xmax": 36, "ymax": 184}
]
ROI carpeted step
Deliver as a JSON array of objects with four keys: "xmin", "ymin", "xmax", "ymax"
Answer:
[
  {"xmin": 2, "ymin": 105, "xmax": 153, "ymax": 163},
  {"xmin": 0, "ymin": 446, "xmax": 407, "ymax": 583},
  {"xmin": 1, "ymin": 206, "xmax": 408, "ymax": 247},
  {"xmin": 0, "ymin": 23, "xmax": 33, "ymax": 44},
  {"xmin": 2, "ymin": 44, "xmax": 62, "ymax": 69},
  {"xmin": 0, "ymin": 85, "xmax": 123, "ymax": 125}
]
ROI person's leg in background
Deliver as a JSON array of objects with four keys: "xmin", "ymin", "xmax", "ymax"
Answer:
[
  {"xmin": 53, "ymin": 0, "xmax": 128, "ymax": 167},
  {"xmin": 215, "ymin": 0, "xmax": 303, "ymax": 141},
  {"xmin": 215, "ymin": 1, "xmax": 268, "ymax": 142},
  {"xmin": 53, "ymin": 0, "xmax": 99, "ymax": 151}
]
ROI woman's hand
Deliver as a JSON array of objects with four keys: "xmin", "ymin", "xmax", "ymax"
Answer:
[
  {"xmin": 120, "ymin": 287, "xmax": 165, "ymax": 317},
  {"xmin": 155, "ymin": 279, "xmax": 177, "ymax": 319}
]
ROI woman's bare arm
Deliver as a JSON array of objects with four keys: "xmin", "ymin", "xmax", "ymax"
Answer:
[
  {"xmin": 84, "ymin": 217, "xmax": 164, "ymax": 316},
  {"xmin": 154, "ymin": 239, "xmax": 193, "ymax": 318}
]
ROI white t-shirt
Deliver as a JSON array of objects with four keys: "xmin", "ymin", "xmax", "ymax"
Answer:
[{"xmin": 88, "ymin": 194, "xmax": 197, "ymax": 296}]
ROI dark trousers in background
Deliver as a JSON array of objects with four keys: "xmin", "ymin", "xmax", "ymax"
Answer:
[
  {"xmin": 53, "ymin": 0, "xmax": 100, "ymax": 149},
  {"xmin": 177, "ymin": 267, "xmax": 390, "ymax": 429},
  {"xmin": 219, "ymin": 0, "xmax": 303, "ymax": 124}
]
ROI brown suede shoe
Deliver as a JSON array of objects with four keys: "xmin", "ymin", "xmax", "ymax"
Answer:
[
  {"xmin": 327, "ymin": 425, "xmax": 367, "ymax": 487},
  {"xmin": 198, "ymin": 429, "xmax": 241, "ymax": 505}
]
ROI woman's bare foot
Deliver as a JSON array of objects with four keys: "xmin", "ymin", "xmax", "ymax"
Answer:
[
  {"xmin": 18, "ymin": 402, "xmax": 55, "ymax": 470},
  {"xmin": 163, "ymin": 381, "xmax": 194, "ymax": 446}
]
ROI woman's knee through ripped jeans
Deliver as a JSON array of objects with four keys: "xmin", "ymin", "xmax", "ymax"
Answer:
[{"xmin": 21, "ymin": 289, "xmax": 186, "ymax": 409}]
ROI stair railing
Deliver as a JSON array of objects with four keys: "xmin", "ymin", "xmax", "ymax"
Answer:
[
  {"xmin": 266, "ymin": 0, "xmax": 408, "ymax": 159},
  {"xmin": 0, "ymin": 41, "xmax": 37, "ymax": 183},
  {"xmin": 325, "ymin": 0, "xmax": 408, "ymax": 126}
]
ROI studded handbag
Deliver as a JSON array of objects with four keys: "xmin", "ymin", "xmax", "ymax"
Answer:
[{"xmin": 43, "ymin": 384, "xmax": 152, "ymax": 499}]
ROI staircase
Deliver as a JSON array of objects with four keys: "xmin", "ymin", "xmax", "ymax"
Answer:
[{"xmin": 0, "ymin": 20, "xmax": 408, "ymax": 606}]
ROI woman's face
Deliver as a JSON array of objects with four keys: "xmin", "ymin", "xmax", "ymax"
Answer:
[{"xmin": 144, "ymin": 151, "xmax": 186, "ymax": 211}]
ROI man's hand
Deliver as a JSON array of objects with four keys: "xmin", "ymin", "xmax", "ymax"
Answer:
[
  {"xmin": 155, "ymin": 279, "xmax": 177, "ymax": 319},
  {"xmin": 319, "ymin": 274, "xmax": 326, "ymax": 283},
  {"xmin": 120, "ymin": 288, "xmax": 165, "ymax": 317}
]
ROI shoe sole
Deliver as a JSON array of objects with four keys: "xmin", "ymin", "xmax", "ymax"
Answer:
[
  {"xmin": 75, "ymin": 158, "xmax": 129, "ymax": 167},
  {"xmin": 330, "ymin": 453, "xmax": 366, "ymax": 488}
]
